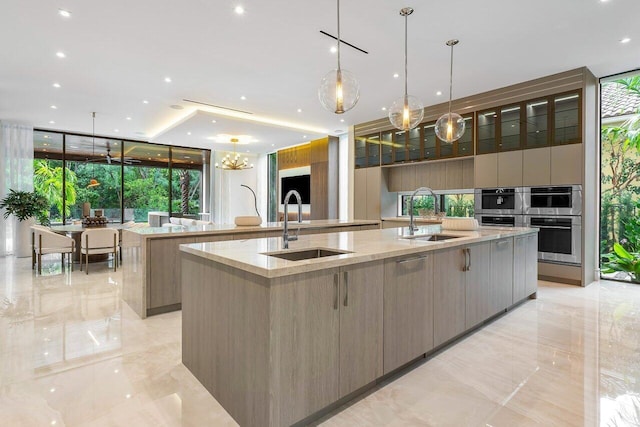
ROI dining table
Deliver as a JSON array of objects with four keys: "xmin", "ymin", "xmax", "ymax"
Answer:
[{"xmin": 50, "ymin": 224, "xmax": 130, "ymax": 263}]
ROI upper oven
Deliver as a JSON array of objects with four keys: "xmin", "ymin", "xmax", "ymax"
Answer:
[
  {"xmin": 524, "ymin": 185, "xmax": 582, "ymax": 216},
  {"xmin": 474, "ymin": 187, "xmax": 524, "ymax": 215}
]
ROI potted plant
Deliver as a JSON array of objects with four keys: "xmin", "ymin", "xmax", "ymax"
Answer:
[
  {"xmin": 602, "ymin": 242, "xmax": 640, "ymax": 284},
  {"xmin": 0, "ymin": 189, "xmax": 50, "ymax": 257}
]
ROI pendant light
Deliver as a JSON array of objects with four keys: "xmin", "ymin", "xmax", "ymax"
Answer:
[
  {"xmin": 388, "ymin": 7, "xmax": 424, "ymax": 131},
  {"xmin": 215, "ymin": 138, "xmax": 254, "ymax": 170},
  {"xmin": 318, "ymin": 0, "xmax": 360, "ymax": 114},
  {"xmin": 435, "ymin": 39, "xmax": 465, "ymax": 143},
  {"xmin": 87, "ymin": 112, "xmax": 101, "ymax": 188}
]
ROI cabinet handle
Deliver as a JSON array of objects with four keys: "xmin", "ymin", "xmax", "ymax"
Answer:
[
  {"xmin": 497, "ymin": 240, "xmax": 510, "ymax": 247},
  {"xmin": 333, "ymin": 273, "xmax": 338, "ymax": 310},
  {"xmin": 466, "ymin": 248, "xmax": 471, "ymax": 272},
  {"xmin": 462, "ymin": 248, "xmax": 468, "ymax": 272},
  {"xmin": 396, "ymin": 255, "xmax": 428, "ymax": 264},
  {"xmin": 343, "ymin": 271, "xmax": 349, "ymax": 307}
]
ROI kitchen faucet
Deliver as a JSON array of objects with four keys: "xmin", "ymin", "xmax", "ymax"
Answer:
[
  {"xmin": 283, "ymin": 190, "xmax": 303, "ymax": 249},
  {"xmin": 408, "ymin": 187, "xmax": 440, "ymax": 235}
]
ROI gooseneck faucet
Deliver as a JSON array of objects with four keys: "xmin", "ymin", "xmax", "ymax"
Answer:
[
  {"xmin": 408, "ymin": 187, "xmax": 440, "ymax": 235},
  {"xmin": 283, "ymin": 190, "xmax": 303, "ymax": 249}
]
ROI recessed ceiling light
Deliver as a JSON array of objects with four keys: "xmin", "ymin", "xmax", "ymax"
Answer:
[
  {"xmin": 436, "ymin": 91, "xmax": 442, "ymax": 96},
  {"xmin": 234, "ymin": 5, "xmax": 245, "ymax": 14},
  {"xmin": 49, "ymin": 120, "xmax": 55, "ymax": 124},
  {"xmin": 393, "ymin": 73, "xmax": 399, "ymax": 79},
  {"xmin": 271, "ymin": 144, "xmax": 275, "ymax": 147},
  {"xmin": 126, "ymin": 117, "xmax": 132, "ymax": 121},
  {"xmin": 211, "ymin": 119, "xmax": 217, "ymax": 123},
  {"xmin": 187, "ymin": 132, "xmax": 191, "ymax": 135},
  {"xmin": 43, "ymin": 136, "xmax": 49, "ymax": 139},
  {"xmin": 303, "ymin": 135, "xmax": 307, "ymax": 138},
  {"xmin": 330, "ymin": 46, "xmax": 337, "ymax": 54},
  {"xmin": 50, "ymin": 105, "xmax": 57, "ymax": 109},
  {"xmin": 621, "ymin": 37, "xmax": 631, "ymax": 44},
  {"xmin": 58, "ymin": 9, "xmax": 71, "ymax": 18},
  {"xmin": 142, "ymin": 100, "xmax": 149, "ymax": 104},
  {"xmin": 164, "ymin": 77, "xmax": 172, "ymax": 83},
  {"xmin": 340, "ymin": 119, "xmax": 345, "ymax": 122},
  {"xmin": 56, "ymin": 51, "xmax": 66, "ymax": 58},
  {"xmin": 114, "ymin": 129, "xmax": 119, "ymax": 132},
  {"xmin": 381, "ymin": 107, "xmax": 387, "ymax": 111},
  {"xmin": 246, "ymin": 150, "xmax": 250, "ymax": 153},
  {"xmin": 297, "ymin": 108, "xmax": 302, "ymax": 113},
  {"xmin": 240, "ymin": 95, "xmax": 246, "ymax": 100},
  {"xmin": 52, "ymin": 83, "xmax": 61, "ymax": 88}
]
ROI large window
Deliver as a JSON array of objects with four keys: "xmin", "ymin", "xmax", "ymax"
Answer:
[
  {"xmin": 399, "ymin": 191, "xmax": 474, "ymax": 217},
  {"xmin": 600, "ymin": 73, "xmax": 640, "ymax": 283},
  {"xmin": 32, "ymin": 130, "xmax": 210, "ymax": 224}
]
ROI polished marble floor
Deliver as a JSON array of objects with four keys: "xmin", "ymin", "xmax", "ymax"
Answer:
[{"xmin": 1, "ymin": 254, "xmax": 639, "ymax": 426}]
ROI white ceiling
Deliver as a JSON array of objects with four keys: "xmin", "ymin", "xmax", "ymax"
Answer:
[{"xmin": 1, "ymin": 0, "xmax": 639, "ymax": 153}]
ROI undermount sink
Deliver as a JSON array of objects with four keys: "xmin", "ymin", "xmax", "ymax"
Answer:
[
  {"xmin": 403, "ymin": 234, "xmax": 463, "ymax": 242},
  {"xmin": 264, "ymin": 248, "xmax": 352, "ymax": 261}
]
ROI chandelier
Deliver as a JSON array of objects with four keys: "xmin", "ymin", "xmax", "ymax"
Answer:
[{"xmin": 215, "ymin": 138, "xmax": 254, "ymax": 170}]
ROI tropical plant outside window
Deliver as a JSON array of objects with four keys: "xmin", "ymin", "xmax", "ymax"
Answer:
[
  {"xmin": 33, "ymin": 130, "xmax": 209, "ymax": 224},
  {"xmin": 600, "ymin": 75, "xmax": 640, "ymax": 282},
  {"xmin": 399, "ymin": 193, "xmax": 474, "ymax": 217}
]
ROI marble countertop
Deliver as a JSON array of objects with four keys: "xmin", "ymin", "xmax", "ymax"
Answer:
[
  {"xmin": 126, "ymin": 219, "xmax": 380, "ymax": 239},
  {"xmin": 180, "ymin": 225, "xmax": 537, "ymax": 279},
  {"xmin": 381, "ymin": 216, "xmax": 443, "ymax": 224}
]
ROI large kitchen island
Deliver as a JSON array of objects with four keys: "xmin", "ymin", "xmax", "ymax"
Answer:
[{"xmin": 179, "ymin": 225, "xmax": 538, "ymax": 427}]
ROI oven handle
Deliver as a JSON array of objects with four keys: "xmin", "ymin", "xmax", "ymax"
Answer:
[
  {"xmin": 530, "ymin": 192, "xmax": 572, "ymax": 196},
  {"xmin": 531, "ymin": 225, "xmax": 572, "ymax": 230}
]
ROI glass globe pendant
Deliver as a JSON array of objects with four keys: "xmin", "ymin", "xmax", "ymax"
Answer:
[
  {"xmin": 388, "ymin": 7, "xmax": 424, "ymax": 131},
  {"xmin": 318, "ymin": 0, "xmax": 359, "ymax": 114},
  {"xmin": 435, "ymin": 39, "xmax": 466, "ymax": 143}
]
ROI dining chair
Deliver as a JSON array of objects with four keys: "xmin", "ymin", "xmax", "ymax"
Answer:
[
  {"xmin": 80, "ymin": 228, "xmax": 119, "ymax": 274},
  {"xmin": 33, "ymin": 228, "xmax": 75, "ymax": 274},
  {"xmin": 31, "ymin": 224, "xmax": 51, "ymax": 270}
]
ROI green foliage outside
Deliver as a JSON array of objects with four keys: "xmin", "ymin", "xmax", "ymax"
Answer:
[
  {"xmin": 32, "ymin": 159, "xmax": 202, "ymax": 224},
  {"xmin": 601, "ymin": 76, "xmax": 640, "ymax": 280}
]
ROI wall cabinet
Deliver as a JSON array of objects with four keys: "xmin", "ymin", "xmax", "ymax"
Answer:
[
  {"xmin": 489, "ymin": 237, "xmax": 514, "ymax": 314},
  {"xmin": 474, "ymin": 153, "xmax": 498, "ymax": 188},
  {"xmin": 354, "ymin": 167, "xmax": 381, "ymax": 220},
  {"xmin": 497, "ymin": 150, "xmax": 523, "ymax": 186},
  {"xmin": 383, "ymin": 253, "xmax": 434, "ymax": 374},
  {"xmin": 522, "ymin": 147, "xmax": 552, "ymax": 186},
  {"xmin": 355, "ymin": 134, "xmax": 381, "ymax": 168},
  {"xmin": 551, "ymin": 143, "xmax": 583, "ymax": 185},
  {"xmin": 389, "ymin": 158, "xmax": 473, "ymax": 192}
]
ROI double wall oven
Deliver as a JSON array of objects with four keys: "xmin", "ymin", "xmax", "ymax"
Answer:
[
  {"xmin": 475, "ymin": 185, "xmax": 582, "ymax": 266},
  {"xmin": 523, "ymin": 185, "xmax": 582, "ymax": 265},
  {"xmin": 474, "ymin": 187, "xmax": 524, "ymax": 228}
]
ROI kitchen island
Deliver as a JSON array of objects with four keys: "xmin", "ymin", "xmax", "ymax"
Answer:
[
  {"xmin": 119, "ymin": 219, "xmax": 380, "ymax": 318},
  {"xmin": 180, "ymin": 225, "xmax": 538, "ymax": 427}
]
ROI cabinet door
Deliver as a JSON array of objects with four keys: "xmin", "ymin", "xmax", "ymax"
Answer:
[
  {"xmin": 445, "ymin": 160, "xmax": 463, "ymax": 189},
  {"xmin": 433, "ymin": 248, "xmax": 466, "ymax": 347},
  {"xmin": 474, "ymin": 153, "xmax": 498, "ymax": 189},
  {"xmin": 270, "ymin": 269, "xmax": 340, "ymax": 426},
  {"xmin": 339, "ymin": 262, "xmax": 384, "ymax": 397},
  {"xmin": 551, "ymin": 143, "xmax": 582, "ymax": 185},
  {"xmin": 522, "ymin": 147, "xmax": 551, "ymax": 186},
  {"xmin": 366, "ymin": 167, "xmax": 381, "ymax": 220},
  {"xmin": 525, "ymin": 233, "xmax": 538, "ymax": 296},
  {"xmin": 383, "ymin": 254, "xmax": 434, "ymax": 374},
  {"xmin": 465, "ymin": 243, "xmax": 491, "ymax": 329},
  {"xmin": 490, "ymin": 238, "xmax": 514, "ymax": 315},
  {"xmin": 462, "ymin": 158, "xmax": 475, "ymax": 189},
  {"xmin": 148, "ymin": 236, "xmax": 196, "ymax": 311},
  {"xmin": 354, "ymin": 168, "xmax": 367, "ymax": 219},
  {"xmin": 513, "ymin": 236, "xmax": 527, "ymax": 303},
  {"xmin": 401, "ymin": 165, "xmax": 417, "ymax": 191},
  {"xmin": 497, "ymin": 151, "xmax": 523, "ymax": 187}
]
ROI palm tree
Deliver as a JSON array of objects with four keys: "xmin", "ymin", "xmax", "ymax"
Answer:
[{"xmin": 33, "ymin": 159, "xmax": 77, "ymax": 218}]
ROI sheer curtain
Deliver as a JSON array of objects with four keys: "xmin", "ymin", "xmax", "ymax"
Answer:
[{"xmin": 0, "ymin": 122, "xmax": 34, "ymax": 256}]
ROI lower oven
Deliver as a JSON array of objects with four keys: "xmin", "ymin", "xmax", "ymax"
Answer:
[
  {"xmin": 524, "ymin": 215, "xmax": 581, "ymax": 265},
  {"xmin": 475, "ymin": 214, "xmax": 524, "ymax": 228}
]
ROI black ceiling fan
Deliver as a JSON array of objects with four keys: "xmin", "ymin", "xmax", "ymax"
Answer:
[{"xmin": 88, "ymin": 142, "xmax": 141, "ymax": 165}]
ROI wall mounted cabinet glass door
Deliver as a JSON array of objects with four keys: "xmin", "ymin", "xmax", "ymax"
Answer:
[
  {"xmin": 355, "ymin": 136, "xmax": 367, "ymax": 168},
  {"xmin": 456, "ymin": 115, "xmax": 475, "ymax": 157},
  {"xmin": 407, "ymin": 127, "xmax": 421, "ymax": 161},
  {"xmin": 553, "ymin": 91, "xmax": 581, "ymax": 145},
  {"xmin": 381, "ymin": 131, "xmax": 393, "ymax": 165},
  {"xmin": 393, "ymin": 131, "xmax": 407, "ymax": 163},
  {"xmin": 525, "ymin": 99, "xmax": 549, "ymax": 148},
  {"xmin": 355, "ymin": 134, "xmax": 381, "ymax": 168},
  {"xmin": 477, "ymin": 110, "xmax": 497, "ymax": 154},
  {"xmin": 422, "ymin": 123, "xmax": 437, "ymax": 160},
  {"xmin": 499, "ymin": 105, "xmax": 522, "ymax": 151}
]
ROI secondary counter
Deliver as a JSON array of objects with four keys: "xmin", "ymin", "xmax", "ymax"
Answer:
[
  {"xmin": 180, "ymin": 225, "xmax": 538, "ymax": 427},
  {"xmin": 119, "ymin": 219, "xmax": 380, "ymax": 317}
]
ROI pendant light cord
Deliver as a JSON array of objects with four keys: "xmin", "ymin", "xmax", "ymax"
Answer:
[
  {"xmin": 336, "ymin": 0, "xmax": 341, "ymax": 71},
  {"xmin": 448, "ymin": 43, "xmax": 454, "ymax": 116},
  {"xmin": 404, "ymin": 12, "xmax": 408, "ymax": 99}
]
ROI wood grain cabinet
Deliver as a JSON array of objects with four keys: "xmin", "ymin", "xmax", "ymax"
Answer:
[
  {"xmin": 474, "ymin": 153, "xmax": 498, "ymax": 188},
  {"xmin": 354, "ymin": 167, "xmax": 381, "ymax": 220},
  {"xmin": 433, "ymin": 247, "xmax": 467, "ymax": 347},
  {"xmin": 148, "ymin": 236, "xmax": 197, "ymax": 313},
  {"xmin": 514, "ymin": 233, "xmax": 538, "ymax": 302},
  {"xmin": 464, "ymin": 243, "xmax": 492, "ymax": 329},
  {"xmin": 490, "ymin": 237, "xmax": 514, "ymax": 315},
  {"xmin": 383, "ymin": 253, "xmax": 434, "ymax": 374}
]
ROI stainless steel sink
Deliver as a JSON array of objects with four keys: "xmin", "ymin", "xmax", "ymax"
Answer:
[
  {"xmin": 264, "ymin": 248, "xmax": 352, "ymax": 261},
  {"xmin": 403, "ymin": 234, "xmax": 463, "ymax": 242}
]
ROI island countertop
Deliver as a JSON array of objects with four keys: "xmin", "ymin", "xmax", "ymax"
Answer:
[
  {"xmin": 127, "ymin": 218, "xmax": 380, "ymax": 239},
  {"xmin": 179, "ymin": 225, "xmax": 538, "ymax": 278}
]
